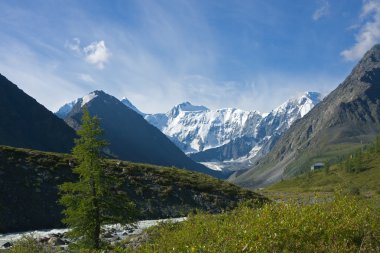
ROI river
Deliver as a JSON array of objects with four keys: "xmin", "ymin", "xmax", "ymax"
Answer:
[{"xmin": 0, "ymin": 217, "xmax": 186, "ymax": 249}]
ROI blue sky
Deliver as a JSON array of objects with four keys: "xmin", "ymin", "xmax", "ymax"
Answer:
[{"xmin": 0, "ymin": 0, "xmax": 378, "ymax": 113}]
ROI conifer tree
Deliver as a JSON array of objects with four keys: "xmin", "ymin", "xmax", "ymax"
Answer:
[{"xmin": 59, "ymin": 108, "xmax": 136, "ymax": 250}]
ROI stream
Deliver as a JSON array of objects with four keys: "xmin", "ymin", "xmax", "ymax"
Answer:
[{"xmin": 0, "ymin": 217, "xmax": 186, "ymax": 249}]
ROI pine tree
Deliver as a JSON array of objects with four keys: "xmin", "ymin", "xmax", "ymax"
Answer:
[{"xmin": 59, "ymin": 108, "xmax": 136, "ymax": 250}]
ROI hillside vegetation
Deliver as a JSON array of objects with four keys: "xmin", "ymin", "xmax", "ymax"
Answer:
[
  {"xmin": 0, "ymin": 145, "xmax": 266, "ymax": 233},
  {"xmin": 264, "ymin": 141, "xmax": 380, "ymax": 206}
]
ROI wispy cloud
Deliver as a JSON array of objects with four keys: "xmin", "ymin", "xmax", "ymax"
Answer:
[
  {"xmin": 312, "ymin": 0, "xmax": 330, "ymax": 21},
  {"xmin": 341, "ymin": 0, "xmax": 380, "ymax": 61}
]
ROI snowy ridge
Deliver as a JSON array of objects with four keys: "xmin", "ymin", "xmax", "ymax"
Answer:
[
  {"xmin": 145, "ymin": 92, "xmax": 322, "ymax": 157},
  {"xmin": 145, "ymin": 103, "xmax": 263, "ymax": 153},
  {"xmin": 258, "ymin": 91, "xmax": 322, "ymax": 135}
]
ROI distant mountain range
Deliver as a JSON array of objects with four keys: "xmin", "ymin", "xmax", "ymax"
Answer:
[
  {"xmin": 58, "ymin": 92, "xmax": 322, "ymax": 173},
  {"xmin": 230, "ymin": 44, "xmax": 380, "ymax": 188},
  {"xmin": 57, "ymin": 90, "xmax": 220, "ymax": 177},
  {"xmin": 0, "ymin": 74, "xmax": 76, "ymax": 152},
  {"xmin": 187, "ymin": 92, "xmax": 323, "ymax": 171},
  {"xmin": 4, "ymin": 45, "xmax": 380, "ymax": 190}
]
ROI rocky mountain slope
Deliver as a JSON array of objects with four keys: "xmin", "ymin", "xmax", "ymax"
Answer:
[
  {"xmin": 0, "ymin": 145, "xmax": 266, "ymax": 233},
  {"xmin": 0, "ymin": 74, "xmax": 76, "ymax": 153},
  {"xmin": 230, "ymin": 44, "xmax": 380, "ymax": 189},
  {"xmin": 59, "ymin": 91, "xmax": 221, "ymax": 177}
]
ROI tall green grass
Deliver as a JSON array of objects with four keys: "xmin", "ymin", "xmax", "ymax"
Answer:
[{"xmin": 125, "ymin": 195, "xmax": 379, "ymax": 252}]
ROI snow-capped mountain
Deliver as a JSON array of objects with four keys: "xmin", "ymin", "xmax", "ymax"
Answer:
[
  {"xmin": 145, "ymin": 102, "xmax": 263, "ymax": 153},
  {"xmin": 146, "ymin": 92, "xmax": 322, "ymax": 156},
  {"xmin": 56, "ymin": 91, "xmax": 322, "ymax": 172},
  {"xmin": 146, "ymin": 92, "xmax": 322, "ymax": 171},
  {"xmin": 55, "ymin": 92, "xmax": 99, "ymax": 119},
  {"xmin": 54, "ymin": 90, "xmax": 220, "ymax": 177},
  {"xmin": 256, "ymin": 92, "xmax": 323, "ymax": 138}
]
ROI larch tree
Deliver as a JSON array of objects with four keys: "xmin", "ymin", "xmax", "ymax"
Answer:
[{"xmin": 59, "ymin": 108, "xmax": 136, "ymax": 250}]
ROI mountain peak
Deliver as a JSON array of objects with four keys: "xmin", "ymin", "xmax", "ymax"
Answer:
[
  {"xmin": 56, "ymin": 90, "xmax": 114, "ymax": 118},
  {"xmin": 175, "ymin": 102, "xmax": 209, "ymax": 112},
  {"xmin": 168, "ymin": 102, "xmax": 209, "ymax": 117},
  {"xmin": 350, "ymin": 44, "xmax": 380, "ymax": 78},
  {"xmin": 365, "ymin": 44, "xmax": 380, "ymax": 57},
  {"xmin": 81, "ymin": 91, "xmax": 100, "ymax": 107},
  {"xmin": 269, "ymin": 91, "xmax": 322, "ymax": 121},
  {"xmin": 360, "ymin": 44, "xmax": 380, "ymax": 65}
]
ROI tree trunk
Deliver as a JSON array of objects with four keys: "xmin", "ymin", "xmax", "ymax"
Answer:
[{"xmin": 91, "ymin": 177, "xmax": 101, "ymax": 249}]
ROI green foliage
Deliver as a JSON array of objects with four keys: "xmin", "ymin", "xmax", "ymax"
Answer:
[
  {"xmin": 341, "ymin": 134, "xmax": 380, "ymax": 173},
  {"xmin": 127, "ymin": 195, "xmax": 380, "ymax": 253},
  {"xmin": 266, "ymin": 136, "xmax": 380, "ymax": 209},
  {"xmin": 59, "ymin": 108, "xmax": 136, "ymax": 250},
  {"xmin": 6, "ymin": 236, "xmax": 55, "ymax": 253}
]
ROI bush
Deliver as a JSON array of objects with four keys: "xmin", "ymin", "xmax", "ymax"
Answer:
[{"xmin": 129, "ymin": 195, "xmax": 380, "ymax": 252}]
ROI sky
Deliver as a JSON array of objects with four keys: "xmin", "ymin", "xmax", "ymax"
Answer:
[{"xmin": 0, "ymin": 0, "xmax": 379, "ymax": 114}]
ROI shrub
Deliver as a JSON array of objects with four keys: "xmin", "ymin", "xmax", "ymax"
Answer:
[{"xmin": 7, "ymin": 236, "xmax": 55, "ymax": 253}]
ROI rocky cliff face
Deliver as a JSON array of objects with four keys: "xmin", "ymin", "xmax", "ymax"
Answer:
[{"xmin": 230, "ymin": 44, "xmax": 380, "ymax": 189}]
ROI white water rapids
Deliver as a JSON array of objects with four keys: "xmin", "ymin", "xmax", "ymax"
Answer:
[{"xmin": 0, "ymin": 217, "xmax": 186, "ymax": 249}]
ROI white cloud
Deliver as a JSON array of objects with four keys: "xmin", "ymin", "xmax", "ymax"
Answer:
[
  {"xmin": 83, "ymin": 40, "xmax": 110, "ymax": 69},
  {"xmin": 312, "ymin": 0, "xmax": 330, "ymax": 21},
  {"xmin": 341, "ymin": 0, "xmax": 380, "ymax": 61},
  {"xmin": 66, "ymin": 39, "xmax": 110, "ymax": 69}
]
